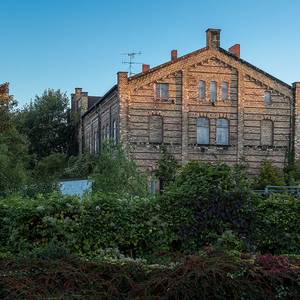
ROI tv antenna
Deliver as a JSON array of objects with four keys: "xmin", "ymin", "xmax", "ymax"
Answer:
[{"xmin": 121, "ymin": 51, "xmax": 142, "ymax": 76}]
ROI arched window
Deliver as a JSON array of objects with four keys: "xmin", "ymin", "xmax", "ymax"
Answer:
[
  {"xmin": 261, "ymin": 119, "xmax": 273, "ymax": 146},
  {"xmin": 196, "ymin": 117, "xmax": 210, "ymax": 144},
  {"xmin": 149, "ymin": 115, "xmax": 163, "ymax": 144},
  {"xmin": 216, "ymin": 118, "xmax": 229, "ymax": 145},
  {"xmin": 264, "ymin": 91, "xmax": 272, "ymax": 105},
  {"xmin": 210, "ymin": 81, "xmax": 217, "ymax": 103},
  {"xmin": 222, "ymin": 81, "xmax": 229, "ymax": 100},
  {"xmin": 199, "ymin": 80, "xmax": 206, "ymax": 99}
]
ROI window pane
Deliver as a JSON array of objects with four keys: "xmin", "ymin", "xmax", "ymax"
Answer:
[
  {"xmin": 211, "ymin": 81, "xmax": 217, "ymax": 102},
  {"xmin": 149, "ymin": 115, "xmax": 163, "ymax": 143},
  {"xmin": 199, "ymin": 81, "xmax": 206, "ymax": 99},
  {"xmin": 216, "ymin": 118, "xmax": 229, "ymax": 145},
  {"xmin": 197, "ymin": 118, "xmax": 209, "ymax": 144},
  {"xmin": 261, "ymin": 119, "xmax": 273, "ymax": 146},
  {"xmin": 156, "ymin": 83, "xmax": 169, "ymax": 100},
  {"xmin": 112, "ymin": 120, "xmax": 117, "ymax": 142},
  {"xmin": 222, "ymin": 81, "xmax": 229, "ymax": 100},
  {"xmin": 264, "ymin": 91, "xmax": 272, "ymax": 105}
]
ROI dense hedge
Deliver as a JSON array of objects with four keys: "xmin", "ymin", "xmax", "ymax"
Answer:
[
  {"xmin": 1, "ymin": 162, "xmax": 300, "ymax": 259},
  {"xmin": 1, "ymin": 253, "xmax": 300, "ymax": 299}
]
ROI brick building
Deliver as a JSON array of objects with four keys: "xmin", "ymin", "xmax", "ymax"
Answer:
[{"xmin": 72, "ymin": 29, "xmax": 300, "ymax": 175}]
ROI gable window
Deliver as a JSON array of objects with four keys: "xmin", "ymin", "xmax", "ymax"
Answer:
[
  {"xmin": 196, "ymin": 117, "xmax": 210, "ymax": 145},
  {"xmin": 199, "ymin": 80, "xmax": 206, "ymax": 99},
  {"xmin": 216, "ymin": 118, "xmax": 229, "ymax": 145},
  {"xmin": 156, "ymin": 83, "xmax": 169, "ymax": 101},
  {"xmin": 264, "ymin": 91, "xmax": 272, "ymax": 105},
  {"xmin": 222, "ymin": 81, "xmax": 229, "ymax": 100},
  {"xmin": 210, "ymin": 81, "xmax": 217, "ymax": 103},
  {"xmin": 261, "ymin": 119, "xmax": 273, "ymax": 146},
  {"xmin": 149, "ymin": 115, "xmax": 163, "ymax": 144}
]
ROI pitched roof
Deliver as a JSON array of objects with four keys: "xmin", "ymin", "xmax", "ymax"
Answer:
[
  {"xmin": 82, "ymin": 85, "xmax": 117, "ymax": 118},
  {"xmin": 129, "ymin": 47, "xmax": 292, "ymax": 90}
]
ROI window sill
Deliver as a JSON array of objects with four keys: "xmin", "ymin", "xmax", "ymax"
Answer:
[{"xmin": 155, "ymin": 98, "xmax": 175, "ymax": 104}]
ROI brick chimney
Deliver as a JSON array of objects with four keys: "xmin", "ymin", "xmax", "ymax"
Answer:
[
  {"xmin": 75, "ymin": 87, "xmax": 82, "ymax": 95},
  {"xmin": 142, "ymin": 64, "xmax": 150, "ymax": 73},
  {"xmin": 293, "ymin": 82, "xmax": 300, "ymax": 159},
  {"xmin": 206, "ymin": 28, "xmax": 221, "ymax": 49},
  {"xmin": 171, "ymin": 49, "xmax": 178, "ymax": 61},
  {"xmin": 72, "ymin": 87, "xmax": 88, "ymax": 115},
  {"xmin": 229, "ymin": 44, "xmax": 240, "ymax": 58}
]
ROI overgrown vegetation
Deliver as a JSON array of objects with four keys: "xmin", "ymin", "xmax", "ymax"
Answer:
[
  {"xmin": 1, "ymin": 253, "xmax": 300, "ymax": 299},
  {"xmin": 1, "ymin": 88, "xmax": 300, "ymax": 297}
]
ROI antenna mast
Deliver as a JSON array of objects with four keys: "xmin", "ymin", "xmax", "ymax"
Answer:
[{"xmin": 121, "ymin": 51, "xmax": 142, "ymax": 76}]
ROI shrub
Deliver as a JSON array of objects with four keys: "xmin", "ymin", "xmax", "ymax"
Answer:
[
  {"xmin": 158, "ymin": 161, "xmax": 255, "ymax": 251},
  {"xmin": 92, "ymin": 143, "xmax": 148, "ymax": 196},
  {"xmin": 255, "ymin": 160, "xmax": 285, "ymax": 189},
  {"xmin": 0, "ymin": 193, "xmax": 81, "ymax": 254},
  {"xmin": 1, "ymin": 254, "xmax": 300, "ymax": 299},
  {"xmin": 155, "ymin": 145, "xmax": 178, "ymax": 191},
  {"xmin": 251, "ymin": 193, "xmax": 300, "ymax": 254},
  {"xmin": 76, "ymin": 193, "xmax": 170, "ymax": 257}
]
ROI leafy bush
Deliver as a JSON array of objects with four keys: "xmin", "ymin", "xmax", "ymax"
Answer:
[
  {"xmin": 92, "ymin": 143, "xmax": 148, "ymax": 196},
  {"xmin": 256, "ymin": 160, "xmax": 285, "ymax": 189},
  {"xmin": 155, "ymin": 145, "xmax": 178, "ymax": 191},
  {"xmin": 0, "ymin": 193, "xmax": 81, "ymax": 254},
  {"xmin": 0, "ymin": 192, "xmax": 169, "ymax": 258},
  {"xmin": 158, "ymin": 161, "xmax": 255, "ymax": 251},
  {"xmin": 251, "ymin": 193, "xmax": 300, "ymax": 254}
]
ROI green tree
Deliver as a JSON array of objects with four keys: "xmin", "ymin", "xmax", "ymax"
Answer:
[
  {"xmin": 155, "ymin": 146, "xmax": 178, "ymax": 191},
  {"xmin": 255, "ymin": 160, "xmax": 285, "ymax": 189},
  {"xmin": 17, "ymin": 89, "xmax": 78, "ymax": 159},
  {"xmin": 0, "ymin": 96, "xmax": 28, "ymax": 195},
  {"xmin": 92, "ymin": 142, "xmax": 148, "ymax": 196}
]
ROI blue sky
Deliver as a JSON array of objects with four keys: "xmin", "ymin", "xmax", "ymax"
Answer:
[{"xmin": 1, "ymin": 0, "xmax": 300, "ymax": 106}]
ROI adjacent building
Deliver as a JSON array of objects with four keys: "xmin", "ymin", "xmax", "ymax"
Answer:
[{"xmin": 72, "ymin": 29, "xmax": 300, "ymax": 175}]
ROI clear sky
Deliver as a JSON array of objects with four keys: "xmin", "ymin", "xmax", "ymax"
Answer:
[{"xmin": 1, "ymin": 0, "xmax": 300, "ymax": 106}]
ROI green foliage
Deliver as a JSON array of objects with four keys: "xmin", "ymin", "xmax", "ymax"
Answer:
[
  {"xmin": 285, "ymin": 159, "xmax": 300, "ymax": 185},
  {"xmin": 0, "ymin": 97, "xmax": 29, "ymax": 196},
  {"xmin": 0, "ymin": 129, "xmax": 28, "ymax": 196},
  {"xmin": 0, "ymin": 161, "xmax": 299, "ymax": 263},
  {"xmin": 256, "ymin": 160, "xmax": 285, "ymax": 189},
  {"xmin": 158, "ymin": 161, "xmax": 254, "ymax": 251},
  {"xmin": 252, "ymin": 193, "xmax": 300, "ymax": 254},
  {"xmin": 155, "ymin": 145, "xmax": 178, "ymax": 191},
  {"xmin": 92, "ymin": 142, "xmax": 148, "ymax": 196},
  {"xmin": 0, "ymin": 192, "xmax": 168, "ymax": 258},
  {"xmin": 63, "ymin": 153, "xmax": 97, "ymax": 179},
  {"xmin": 33, "ymin": 153, "xmax": 68, "ymax": 183},
  {"xmin": 17, "ymin": 89, "xmax": 77, "ymax": 159}
]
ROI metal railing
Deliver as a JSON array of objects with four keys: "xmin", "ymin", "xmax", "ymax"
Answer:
[{"xmin": 254, "ymin": 186, "xmax": 300, "ymax": 196}]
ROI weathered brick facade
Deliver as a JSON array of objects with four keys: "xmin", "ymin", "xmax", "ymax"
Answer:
[{"xmin": 73, "ymin": 29, "xmax": 299, "ymax": 175}]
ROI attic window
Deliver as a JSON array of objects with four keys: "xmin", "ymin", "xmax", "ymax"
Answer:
[
  {"xmin": 156, "ymin": 83, "xmax": 169, "ymax": 101},
  {"xmin": 222, "ymin": 81, "xmax": 229, "ymax": 100},
  {"xmin": 210, "ymin": 81, "xmax": 217, "ymax": 103},
  {"xmin": 264, "ymin": 91, "xmax": 272, "ymax": 105},
  {"xmin": 199, "ymin": 80, "xmax": 206, "ymax": 99}
]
